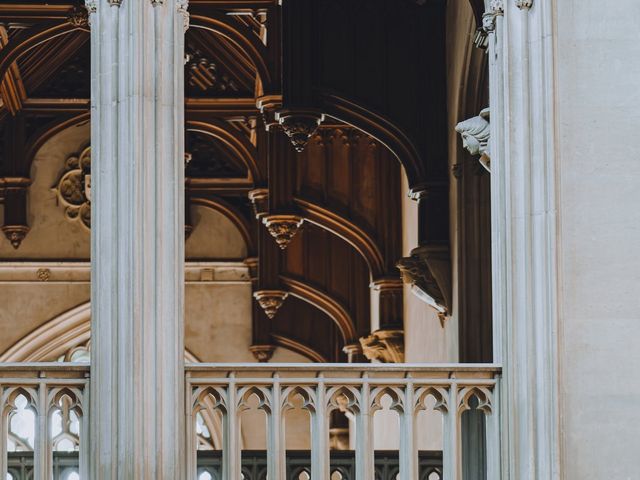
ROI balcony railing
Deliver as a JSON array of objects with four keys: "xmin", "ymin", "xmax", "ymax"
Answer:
[{"xmin": 0, "ymin": 363, "xmax": 501, "ymax": 480}]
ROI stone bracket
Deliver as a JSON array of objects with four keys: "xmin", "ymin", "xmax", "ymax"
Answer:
[
  {"xmin": 275, "ymin": 109, "xmax": 325, "ymax": 152},
  {"xmin": 253, "ymin": 289, "xmax": 288, "ymax": 319},
  {"xmin": 262, "ymin": 214, "xmax": 304, "ymax": 250},
  {"xmin": 359, "ymin": 329, "xmax": 405, "ymax": 363},
  {"xmin": 397, "ymin": 245, "xmax": 452, "ymax": 325}
]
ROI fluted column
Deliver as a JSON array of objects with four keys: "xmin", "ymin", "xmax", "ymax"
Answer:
[
  {"xmin": 485, "ymin": 0, "xmax": 560, "ymax": 478},
  {"xmin": 87, "ymin": 1, "xmax": 188, "ymax": 478}
]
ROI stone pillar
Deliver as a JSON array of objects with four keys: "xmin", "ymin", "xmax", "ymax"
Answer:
[
  {"xmin": 87, "ymin": 1, "xmax": 188, "ymax": 478},
  {"xmin": 485, "ymin": 0, "xmax": 560, "ymax": 478}
]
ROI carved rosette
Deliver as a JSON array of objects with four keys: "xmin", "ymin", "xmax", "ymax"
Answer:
[
  {"xmin": 275, "ymin": 110, "xmax": 325, "ymax": 152},
  {"xmin": 397, "ymin": 245, "xmax": 451, "ymax": 326},
  {"xmin": 359, "ymin": 329, "xmax": 405, "ymax": 363},
  {"xmin": 249, "ymin": 344, "xmax": 276, "ymax": 363},
  {"xmin": 253, "ymin": 290, "xmax": 288, "ymax": 319},
  {"xmin": 2, "ymin": 225, "xmax": 29, "ymax": 249},
  {"xmin": 53, "ymin": 147, "xmax": 92, "ymax": 231},
  {"xmin": 262, "ymin": 214, "xmax": 304, "ymax": 249}
]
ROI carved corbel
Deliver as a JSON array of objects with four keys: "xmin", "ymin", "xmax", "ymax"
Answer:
[
  {"xmin": 68, "ymin": 6, "xmax": 90, "ymax": 28},
  {"xmin": 275, "ymin": 110, "xmax": 325, "ymax": 153},
  {"xmin": 253, "ymin": 289, "xmax": 288, "ymax": 319},
  {"xmin": 397, "ymin": 245, "xmax": 452, "ymax": 326},
  {"xmin": 249, "ymin": 344, "xmax": 276, "ymax": 363},
  {"xmin": 342, "ymin": 343, "xmax": 364, "ymax": 363},
  {"xmin": 256, "ymin": 95, "xmax": 283, "ymax": 131},
  {"xmin": 1, "ymin": 177, "xmax": 31, "ymax": 249},
  {"xmin": 359, "ymin": 329, "xmax": 405, "ymax": 363},
  {"xmin": 262, "ymin": 214, "xmax": 304, "ymax": 250},
  {"xmin": 455, "ymin": 108, "xmax": 491, "ymax": 172}
]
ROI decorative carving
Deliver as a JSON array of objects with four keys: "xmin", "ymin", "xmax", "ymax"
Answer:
[
  {"xmin": 397, "ymin": 245, "xmax": 451, "ymax": 325},
  {"xmin": 186, "ymin": 50, "xmax": 239, "ymax": 95},
  {"xmin": 482, "ymin": 1, "xmax": 504, "ymax": 35},
  {"xmin": 262, "ymin": 214, "xmax": 304, "ymax": 249},
  {"xmin": 37, "ymin": 268, "xmax": 51, "ymax": 282},
  {"xmin": 515, "ymin": 0, "xmax": 533, "ymax": 9},
  {"xmin": 359, "ymin": 329, "xmax": 405, "ymax": 363},
  {"xmin": 84, "ymin": 0, "xmax": 98, "ymax": 14},
  {"xmin": 248, "ymin": 188, "xmax": 269, "ymax": 219},
  {"xmin": 53, "ymin": 147, "xmax": 92, "ymax": 231},
  {"xmin": 455, "ymin": 108, "xmax": 491, "ymax": 172},
  {"xmin": 249, "ymin": 344, "xmax": 276, "ymax": 363},
  {"xmin": 177, "ymin": 0, "xmax": 190, "ymax": 31},
  {"xmin": 275, "ymin": 110, "xmax": 325, "ymax": 152},
  {"xmin": 150, "ymin": 0, "xmax": 163, "ymax": 6},
  {"xmin": 253, "ymin": 290, "xmax": 288, "ymax": 319},
  {"xmin": 2, "ymin": 225, "xmax": 29, "ymax": 249},
  {"xmin": 108, "ymin": 0, "xmax": 123, "ymax": 6},
  {"xmin": 68, "ymin": 7, "xmax": 89, "ymax": 28}
]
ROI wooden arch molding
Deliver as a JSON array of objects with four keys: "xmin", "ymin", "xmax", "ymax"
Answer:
[
  {"xmin": 25, "ymin": 112, "xmax": 90, "ymax": 174},
  {"xmin": 0, "ymin": 20, "xmax": 88, "ymax": 90},
  {"xmin": 279, "ymin": 276, "xmax": 357, "ymax": 343},
  {"xmin": 319, "ymin": 94, "xmax": 427, "ymax": 193},
  {"xmin": 186, "ymin": 119, "xmax": 261, "ymax": 184},
  {"xmin": 293, "ymin": 198, "xmax": 386, "ymax": 280},
  {"xmin": 190, "ymin": 196, "xmax": 255, "ymax": 254},
  {"xmin": 270, "ymin": 334, "xmax": 328, "ymax": 363},
  {"xmin": 190, "ymin": 13, "xmax": 272, "ymax": 94}
]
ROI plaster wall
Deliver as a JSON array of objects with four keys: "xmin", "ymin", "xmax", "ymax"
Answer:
[{"xmin": 555, "ymin": 1, "xmax": 640, "ymax": 477}]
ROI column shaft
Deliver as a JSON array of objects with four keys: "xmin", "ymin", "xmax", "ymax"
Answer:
[{"xmin": 88, "ymin": 1, "xmax": 187, "ymax": 478}]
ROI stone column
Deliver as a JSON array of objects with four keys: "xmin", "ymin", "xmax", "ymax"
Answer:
[
  {"xmin": 87, "ymin": 1, "xmax": 188, "ymax": 478},
  {"xmin": 485, "ymin": 0, "xmax": 560, "ymax": 478}
]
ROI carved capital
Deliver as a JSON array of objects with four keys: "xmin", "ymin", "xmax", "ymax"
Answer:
[
  {"xmin": 2, "ymin": 225, "xmax": 29, "ymax": 249},
  {"xmin": 275, "ymin": 110, "xmax": 325, "ymax": 152},
  {"xmin": 342, "ymin": 343, "xmax": 364, "ymax": 363},
  {"xmin": 249, "ymin": 344, "xmax": 276, "ymax": 363},
  {"xmin": 177, "ymin": 0, "xmax": 190, "ymax": 31},
  {"xmin": 248, "ymin": 188, "xmax": 269, "ymax": 219},
  {"xmin": 359, "ymin": 329, "xmax": 404, "ymax": 363},
  {"xmin": 84, "ymin": 0, "xmax": 97, "ymax": 14},
  {"xmin": 455, "ymin": 108, "xmax": 491, "ymax": 173},
  {"xmin": 515, "ymin": 0, "xmax": 533, "ymax": 9},
  {"xmin": 253, "ymin": 290, "xmax": 288, "ymax": 319},
  {"xmin": 108, "ymin": 0, "xmax": 123, "ymax": 6},
  {"xmin": 256, "ymin": 95, "xmax": 283, "ymax": 130},
  {"xmin": 262, "ymin": 214, "xmax": 303, "ymax": 249},
  {"xmin": 397, "ymin": 245, "xmax": 451, "ymax": 325}
]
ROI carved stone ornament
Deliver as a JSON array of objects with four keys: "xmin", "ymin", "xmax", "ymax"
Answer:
[
  {"xmin": 262, "ymin": 214, "xmax": 304, "ymax": 249},
  {"xmin": 359, "ymin": 329, "xmax": 405, "ymax": 363},
  {"xmin": 84, "ymin": 0, "xmax": 97, "ymax": 14},
  {"xmin": 2, "ymin": 225, "xmax": 29, "ymax": 249},
  {"xmin": 397, "ymin": 245, "xmax": 451, "ymax": 326},
  {"xmin": 455, "ymin": 108, "xmax": 491, "ymax": 173},
  {"xmin": 342, "ymin": 343, "xmax": 364, "ymax": 363},
  {"xmin": 53, "ymin": 147, "xmax": 92, "ymax": 231},
  {"xmin": 177, "ymin": 0, "xmax": 190, "ymax": 31},
  {"xmin": 253, "ymin": 290, "xmax": 288, "ymax": 319},
  {"xmin": 515, "ymin": 0, "xmax": 533, "ymax": 9},
  {"xmin": 275, "ymin": 110, "xmax": 325, "ymax": 152},
  {"xmin": 249, "ymin": 344, "xmax": 276, "ymax": 363},
  {"xmin": 68, "ymin": 7, "xmax": 89, "ymax": 28}
]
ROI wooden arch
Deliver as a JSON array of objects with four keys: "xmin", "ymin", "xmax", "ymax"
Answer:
[
  {"xmin": 270, "ymin": 334, "xmax": 328, "ymax": 363},
  {"xmin": 186, "ymin": 119, "xmax": 261, "ymax": 183},
  {"xmin": 294, "ymin": 198, "xmax": 386, "ymax": 280},
  {"xmin": 0, "ymin": 20, "xmax": 87, "ymax": 88},
  {"xmin": 190, "ymin": 13, "xmax": 272, "ymax": 93},
  {"xmin": 280, "ymin": 276, "xmax": 357, "ymax": 343}
]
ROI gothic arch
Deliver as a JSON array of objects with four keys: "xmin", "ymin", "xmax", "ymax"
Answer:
[
  {"xmin": 186, "ymin": 119, "xmax": 261, "ymax": 183},
  {"xmin": 0, "ymin": 20, "xmax": 87, "ymax": 88},
  {"xmin": 190, "ymin": 13, "xmax": 272, "ymax": 93},
  {"xmin": 0, "ymin": 302, "xmax": 200, "ymax": 363},
  {"xmin": 190, "ymin": 196, "xmax": 255, "ymax": 254}
]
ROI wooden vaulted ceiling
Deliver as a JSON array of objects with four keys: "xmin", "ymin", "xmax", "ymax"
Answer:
[{"xmin": 0, "ymin": 0, "xmax": 458, "ymax": 364}]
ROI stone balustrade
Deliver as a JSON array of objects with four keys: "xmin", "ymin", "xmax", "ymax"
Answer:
[{"xmin": 0, "ymin": 363, "xmax": 500, "ymax": 480}]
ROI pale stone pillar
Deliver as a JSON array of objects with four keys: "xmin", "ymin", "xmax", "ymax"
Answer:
[
  {"xmin": 485, "ymin": 0, "xmax": 560, "ymax": 478},
  {"xmin": 86, "ymin": 0, "xmax": 188, "ymax": 478}
]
